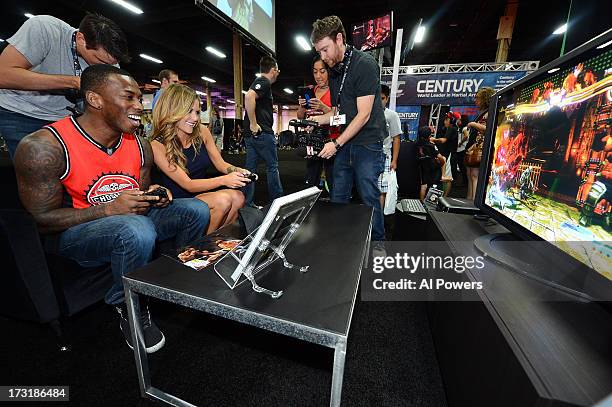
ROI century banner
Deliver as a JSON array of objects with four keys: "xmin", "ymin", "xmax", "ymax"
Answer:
[
  {"xmin": 396, "ymin": 106, "xmax": 420, "ymax": 141},
  {"xmin": 382, "ymin": 71, "xmax": 527, "ymax": 105}
]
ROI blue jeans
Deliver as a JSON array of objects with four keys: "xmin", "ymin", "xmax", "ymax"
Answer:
[
  {"xmin": 244, "ymin": 131, "xmax": 284, "ymax": 205},
  {"xmin": 331, "ymin": 142, "xmax": 385, "ymax": 241},
  {"xmin": 0, "ymin": 106, "xmax": 52, "ymax": 159},
  {"xmin": 55, "ymin": 198, "xmax": 210, "ymax": 305}
]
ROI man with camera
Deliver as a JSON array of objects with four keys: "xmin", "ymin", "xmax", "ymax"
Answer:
[
  {"xmin": 0, "ymin": 13, "xmax": 129, "ymax": 158},
  {"xmin": 14, "ymin": 65, "xmax": 211, "ymax": 353},
  {"xmin": 310, "ymin": 15, "xmax": 387, "ymax": 241},
  {"xmin": 243, "ymin": 55, "xmax": 284, "ymax": 206}
]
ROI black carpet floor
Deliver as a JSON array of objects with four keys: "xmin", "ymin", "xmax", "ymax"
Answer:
[{"xmin": 1, "ymin": 149, "xmax": 455, "ymax": 407}]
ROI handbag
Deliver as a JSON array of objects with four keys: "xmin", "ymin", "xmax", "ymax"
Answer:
[
  {"xmin": 464, "ymin": 138, "xmax": 483, "ymax": 167},
  {"xmin": 383, "ymin": 170, "xmax": 398, "ymax": 215},
  {"xmin": 464, "ymin": 112, "xmax": 487, "ymax": 167}
]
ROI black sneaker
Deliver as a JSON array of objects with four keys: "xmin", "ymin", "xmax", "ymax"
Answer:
[{"xmin": 115, "ymin": 302, "xmax": 165, "ymax": 353}]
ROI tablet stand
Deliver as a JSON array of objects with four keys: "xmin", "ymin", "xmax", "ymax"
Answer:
[{"xmin": 214, "ymin": 187, "xmax": 321, "ymax": 298}]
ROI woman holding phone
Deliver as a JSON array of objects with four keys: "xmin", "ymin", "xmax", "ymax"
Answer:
[{"xmin": 297, "ymin": 55, "xmax": 340, "ymax": 195}]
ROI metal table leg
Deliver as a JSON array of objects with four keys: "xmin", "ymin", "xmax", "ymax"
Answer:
[
  {"xmin": 330, "ymin": 338, "xmax": 347, "ymax": 407},
  {"xmin": 125, "ymin": 288, "xmax": 151, "ymax": 396},
  {"xmin": 126, "ymin": 287, "xmax": 199, "ymax": 407}
]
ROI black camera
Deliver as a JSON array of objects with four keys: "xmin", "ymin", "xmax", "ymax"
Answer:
[
  {"xmin": 289, "ymin": 119, "xmax": 327, "ymax": 158},
  {"xmin": 65, "ymin": 89, "xmax": 85, "ymax": 116}
]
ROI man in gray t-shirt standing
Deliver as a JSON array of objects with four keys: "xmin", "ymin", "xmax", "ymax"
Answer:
[{"xmin": 0, "ymin": 13, "xmax": 129, "ymax": 158}]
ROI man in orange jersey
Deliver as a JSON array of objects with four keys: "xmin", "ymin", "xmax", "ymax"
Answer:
[{"xmin": 14, "ymin": 64, "xmax": 210, "ymax": 353}]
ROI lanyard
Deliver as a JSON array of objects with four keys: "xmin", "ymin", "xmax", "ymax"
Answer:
[
  {"xmin": 71, "ymin": 31, "xmax": 83, "ymax": 77},
  {"xmin": 335, "ymin": 45, "xmax": 353, "ymax": 114}
]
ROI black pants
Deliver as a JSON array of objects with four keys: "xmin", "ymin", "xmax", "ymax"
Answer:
[
  {"xmin": 305, "ymin": 157, "xmax": 335, "ymax": 193},
  {"xmin": 453, "ymin": 151, "xmax": 467, "ymax": 184}
]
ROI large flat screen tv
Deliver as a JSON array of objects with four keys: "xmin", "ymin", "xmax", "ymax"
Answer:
[
  {"xmin": 476, "ymin": 28, "xmax": 612, "ymax": 298},
  {"xmin": 197, "ymin": 0, "xmax": 275, "ymax": 54},
  {"xmin": 351, "ymin": 12, "xmax": 393, "ymax": 52}
]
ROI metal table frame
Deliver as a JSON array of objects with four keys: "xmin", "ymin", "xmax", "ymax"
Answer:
[{"xmin": 123, "ymin": 225, "xmax": 370, "ymax": 407}]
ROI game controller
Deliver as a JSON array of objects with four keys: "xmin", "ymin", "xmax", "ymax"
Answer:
[
  {"xmin": 245, "ymin": 172, "xmax": 258, "ymax": 182},
  {"xmin": 145, "ymin": 187, "xmax": 168, "ymax": 200}
]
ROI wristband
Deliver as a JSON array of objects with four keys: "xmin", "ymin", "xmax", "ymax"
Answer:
[{"xmin": 332, "ymin": 139, "xmax": 341, "ymax": 150}]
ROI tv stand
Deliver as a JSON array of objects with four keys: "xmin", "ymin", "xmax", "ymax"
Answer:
[
  {"xmin": 428, "ymin": 211, "xmax": 612, "ymax": 407},
  {"xmin": 474, "ymin": 233, "xmax": 593, "ymax": 301}
]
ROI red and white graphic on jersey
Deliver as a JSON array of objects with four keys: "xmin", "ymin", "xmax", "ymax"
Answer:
[{"xmin": 86, "ymin": 173, "xmax": 140, "ymax": 205}]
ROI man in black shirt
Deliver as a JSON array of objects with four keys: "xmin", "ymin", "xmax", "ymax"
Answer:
[
  {"xmin": 243, "ymin": 56, "xmax": 283, "ymax": 205},
  {"xmin": 433, "ymin": 111, "xmax": 460, "ymax": 196},
  {"xmin": 310, "ymin": 15, "xmax": 386, "ymax": 241}
]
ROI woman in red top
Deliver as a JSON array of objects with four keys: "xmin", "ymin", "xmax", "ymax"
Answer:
[{"xmin": 297, "ymin": 55, "xmax": 339, "ymax": 195}]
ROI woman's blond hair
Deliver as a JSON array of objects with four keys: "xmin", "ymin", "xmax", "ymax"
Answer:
[{"xmin": 151, "ymin": 84, "xmax": 202, "ymax": 173}]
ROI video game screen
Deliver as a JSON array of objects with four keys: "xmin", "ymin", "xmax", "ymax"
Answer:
[
  {"xmin": 483, "ymin": 44, "xmax": 612, "ymax": 280},
  {"xmin": 352, "ymin": 13, "xmax": 392, "ymax": 52},
  {"xmin": 205, "ymin": 0, "xmax": 275, "ymax": 53}
]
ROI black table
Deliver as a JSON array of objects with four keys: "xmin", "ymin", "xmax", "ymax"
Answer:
[
  {"xmin": 123, "ymin": 203, "xmax": 373, "ymax": 407},
  {"xmin": 428, "ymin": 211, "xmax": 612, "ymax": 407}
]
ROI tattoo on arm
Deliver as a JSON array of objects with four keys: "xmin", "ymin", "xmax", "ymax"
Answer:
[
  {"xmin": 226, "ymin": 165, "xmax": 237, "ymax": 174},
  {"xmin": 14, "ymin": 132, "xmax": 108, "ymax": 233}
]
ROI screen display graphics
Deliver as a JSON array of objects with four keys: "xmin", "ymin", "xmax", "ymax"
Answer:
[
  {"xmin": 207, "ymin": 0, "xmax": 275, "ymax": 53},
  {"xmin": 483, "ymin": 42, "xmax": 612, "ymax": 280},
  {"xmin": 352, "ymin": 13, "xmax": 393, "ymax": 52}
]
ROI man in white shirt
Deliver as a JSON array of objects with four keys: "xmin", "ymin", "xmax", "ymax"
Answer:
[{"xmin": 378, "ymin": 84, "xmax": 402, "ymax": 209}]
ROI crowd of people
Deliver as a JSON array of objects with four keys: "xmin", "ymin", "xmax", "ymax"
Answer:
[{"xmin": 0, "ymin": 12, "xmax": 493, "ymax": 353}]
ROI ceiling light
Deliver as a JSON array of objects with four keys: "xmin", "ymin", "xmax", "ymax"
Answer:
[
  {"xmin": 283, "ymin": 88, "xmax": 293, "ymax": 94},
  {"xmin": 295, "ymin": 35, "xmax": 311, "ymax": 51},
  {"xmin": 548, "ymin": 68, "xmax": 560, "ymax": 73},
  {"xmin": 139, "ymin": 54, "xmax": 162, "ymax": 63},
  {"xmin": 201, "ymin": 76, "xmax": 216, "ymax": 83},
  {"xmin": 24, "ymin": 13, "xmax": 35, "ymax": 18},
  {"xmin": 282, "ymin": 105, "xmax": 289, "ymax": 109},
  {"xmin": 205, "ymin": 46, "xmax": 226, "ymax": 58},
  {"xmin": 152, "ymin": 79, "xmax": 160, "ymax": 84},
  {"xmin": 414, "ymin": 26, "xmax": 426, "ymax": 43},
  {"xmin": 108, "ymin": 0, "xmax": 143, "ymax": 15},
  {"xmin": 553, "ymin": 23, "xmax": 567, "ymax": 35},
  {"xmin": 196, "ymin": 91, "xmax": 207, "ymax": 96},
  {"xmin": 218, "ymin": 106, "xmax": 226, "ymax": 110},
  {"xmin": 597, "ymin": 39, "xmax": 612, "ymax": 49},
  {"xmin": 227, "ymin": 99, "xmax": 235, "ymax": 104},
  {"xmin": 255, "ymin": 73, "xmax": 262, "ymax": 78}
]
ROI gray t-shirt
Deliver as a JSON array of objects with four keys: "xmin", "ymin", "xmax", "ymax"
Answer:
[
  {"xmin": 0, "ymin": 15, "xmax": 88, "ymax": 121},
  {"xmin": 383, "ymin": 107, "xmax": 401, "ymax": 156}
]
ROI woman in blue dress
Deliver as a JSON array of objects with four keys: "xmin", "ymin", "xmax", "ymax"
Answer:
[{"xmin": 151, "ymin": 84, "xmax": 250, "ymax": 234}]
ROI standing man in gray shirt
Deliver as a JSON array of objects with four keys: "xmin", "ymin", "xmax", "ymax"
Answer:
[
  {"xmin": 379, "ymin": 84, "xmax": 402, "ymax": 212},
  {"xmin": 0, "ymin": 13, "xmax": 130, "ymax": 158}
]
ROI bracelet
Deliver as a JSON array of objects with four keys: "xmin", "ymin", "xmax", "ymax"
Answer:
[{"xmin": 332, "ymin": 139, "xmax": 341, "ymax": 150}]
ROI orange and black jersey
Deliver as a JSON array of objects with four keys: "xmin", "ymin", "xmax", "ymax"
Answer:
[{"xmin": 43, "ymin": 116, "xmax": 145, "ymax": 209}]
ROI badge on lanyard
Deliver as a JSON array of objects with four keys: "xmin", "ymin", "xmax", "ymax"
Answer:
[
  {"xmin": 330, "ymin": 114, "xmax": 346, "ymax": 127},
  {"xmin": 332, "ymin": 46, "xmax": 352, "ymax": 129}
]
